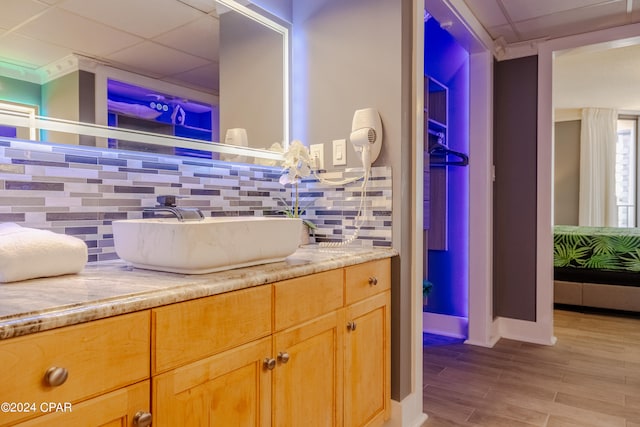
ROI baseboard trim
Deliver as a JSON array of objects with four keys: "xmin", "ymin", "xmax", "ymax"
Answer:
[
  {"xmin": 423, "ymin": 312, "xmax": 468, "ymax": 339},
  {"xmin": 464, "ymin": 332, "xmax": 500, "ymax": 348},
  {"xmin": 385, "ymin": 394, "xmax": 428, "ymax": 427},
  {"xmin": 496, "ymin": 316, "xmax": 557, "ymax": 345}
]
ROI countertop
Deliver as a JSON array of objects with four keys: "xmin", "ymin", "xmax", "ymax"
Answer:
[{"xmin": 0, "ymin": 245, "xmax": 397, "ymax": 340}]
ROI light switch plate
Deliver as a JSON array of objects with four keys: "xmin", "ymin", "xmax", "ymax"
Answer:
[
  {"xmin": 309, "ymin": 144, "xmax": 324, "ymax": 169},
  {"xmin": 333, "ymin": 139, "xmax": 346, "ymax": 166}
]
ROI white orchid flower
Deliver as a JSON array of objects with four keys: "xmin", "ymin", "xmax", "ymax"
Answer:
[
  {"xmin": 276, "ymin": 140, "xmax": 316, "ymax": 229},
  {"xmin": 279, "ymin": 140, "xmax": 311, "ymax": 185}
]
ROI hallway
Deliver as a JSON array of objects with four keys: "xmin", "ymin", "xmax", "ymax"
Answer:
[{"xmin": 422, "ymin": 309, "xmax": 640, "ymax": 426}]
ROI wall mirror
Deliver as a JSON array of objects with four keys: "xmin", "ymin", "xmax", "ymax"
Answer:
[{"xmin": 0, "ymin": 0, "xmax": 289, "ymax": 164}]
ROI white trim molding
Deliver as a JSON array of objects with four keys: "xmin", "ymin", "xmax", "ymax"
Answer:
[{"xmin": 423, "ymin": 312, "xmax": 468, "ymax": 339}]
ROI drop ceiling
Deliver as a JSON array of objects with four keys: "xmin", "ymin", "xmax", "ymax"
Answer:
[
  {"xmin": 452, "ymin": 0, "xmax": 640, "ymax": 112},
  {"xmin": 3, "ymin": 0, "xmax": 640, "ymax": 111},
  {"xmin": 463, "ymin": 0, "xmax": 640, "ymax": 45},
  {"xmin": 0, "ymin": 0, "xmax": 220, "ymax": 94}
]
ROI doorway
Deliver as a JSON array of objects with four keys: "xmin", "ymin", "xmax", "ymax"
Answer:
[
  {"xmin": 550, "ymin": 33, "xmax": 640, "ymax": 316},
  {"xmin": 539, "ymin": 24, "xmax": 640, "ymax": 341},
  {"xmin": 422, "ymin": 11, "xmax": 470, "ymax": 340}
]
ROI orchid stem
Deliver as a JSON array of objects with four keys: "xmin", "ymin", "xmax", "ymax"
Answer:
[{"xmin": 294, "ymin": 181, "xmax": 299, "ymax": 217}]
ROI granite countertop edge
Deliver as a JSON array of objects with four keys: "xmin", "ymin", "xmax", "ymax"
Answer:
[{"xmin": 0, "ymin": 246, "xmax": 397, "ymax": 340}]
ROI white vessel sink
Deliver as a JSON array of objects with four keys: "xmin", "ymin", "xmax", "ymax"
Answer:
[{"xmin": 112, "ymin": 216, "xmax": 302, "ymax": 274}]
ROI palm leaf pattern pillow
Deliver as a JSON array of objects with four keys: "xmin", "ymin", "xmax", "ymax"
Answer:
[{"xmin": 553, "ymin": 226, "xmax": 640, "ymax": 272}]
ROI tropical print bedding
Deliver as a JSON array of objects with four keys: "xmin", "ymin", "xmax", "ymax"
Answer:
[{"xmin": 553, "ymin": 225, "xmax": 640, "ymax": 272}]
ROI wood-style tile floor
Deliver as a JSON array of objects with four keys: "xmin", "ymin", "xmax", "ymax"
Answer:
[{"xmin": 422, "ymin": 308, "xmax": 640, "ymax": 427}]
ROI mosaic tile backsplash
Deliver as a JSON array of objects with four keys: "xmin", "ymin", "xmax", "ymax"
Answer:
[{"xmin": 0, "ymin": 139, "xmax": 392, "ymax": 263}]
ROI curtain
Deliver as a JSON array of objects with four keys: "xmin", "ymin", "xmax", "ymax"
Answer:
[{"xmin": 578, "ymin": 108, "xmax": 618, "ymax": 227}]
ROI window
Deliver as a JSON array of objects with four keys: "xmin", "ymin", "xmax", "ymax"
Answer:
[{"xmin": 616, "ymin": 117, "xmax": 638, "ymax": 227}]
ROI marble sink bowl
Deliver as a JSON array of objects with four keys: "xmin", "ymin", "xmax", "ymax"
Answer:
[{"xmin": 112, "ymin": 217, "xmax": 302, "ymax": 274}]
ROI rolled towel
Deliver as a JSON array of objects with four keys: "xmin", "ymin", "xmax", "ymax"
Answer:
[{"xmin": 0, "ymin": 223, "xmax": 88, "ymax": 283}]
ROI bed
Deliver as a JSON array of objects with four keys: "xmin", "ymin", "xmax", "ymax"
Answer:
[{"xmin": 553, "ymin": 225, "xmax": 640, "ymax": 311}]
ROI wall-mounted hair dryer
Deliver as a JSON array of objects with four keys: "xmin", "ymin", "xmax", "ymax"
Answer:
[
  {"xmin": 316, "ymin": 108, "xmax": 383, "ymax": 248},
  {"xmin": 350, "ymin": 108, "xmax": 383, "ymax": 169}
]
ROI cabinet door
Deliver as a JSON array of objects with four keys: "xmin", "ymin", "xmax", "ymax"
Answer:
[
  {"xmin": 153, "ymin": 337, "xmax": 272, "ymax": 427},
  {"xmin": 15, "ymin": 380, "xmax": 149, "ymax": 427},
  {"xmin": 0, "ymin": 311, "xmax": 150, "ymax": 426},
  {"xmin": 273, "ymin": 311, "xmax": 343, "ymax": 427},
  {"xmin": 344, "ymin": 291, "xmax": 390, "ymax": 427}
]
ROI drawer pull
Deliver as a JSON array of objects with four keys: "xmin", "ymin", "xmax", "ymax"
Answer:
[
  {"xmin": 263, "ymin": 358, "xmax": 276, "ymax": 370},
  {"xmin": 277, "ymin": 352, "xmax": 290, "ymax": 363},
  {"xmin": 44, "ymin": 366, "xmax": 68, "ymax": 387},
  {"xmin": 133, "ymin": 411, "xmax": 153, "ymax": 427},
  {"xmin": 347, "ymin": 321, "xmax": 357, "ymax": 332},
  {"xmin": 368, "ymin": 277, "xmax": 378, "ymax": 286}
]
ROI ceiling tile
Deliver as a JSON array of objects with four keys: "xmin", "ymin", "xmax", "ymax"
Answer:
[
  {"xmin": 502, "ymin": 0, "xmax": 622, "ymax": 22},
  {"xmin": 58, "ymin": 0, "xmax": 204, "ymax": 39},
  {"xmin": 152, "ymin": 15, "xmax": 219, "ymax": 61},
  {"xmin": 16, "ymin": 8, "xmax": 143, "ymax": 57},
  {"xmin": 0, "ymin": 0, "xmax": 48, "ymax": 29},
  {"xmin": 169, "ymin": 62, "xmax": 220, "ymax": 93},
  {"xmin": 106, "ymin": 41, "xmax": 210, "ymax": 79},
  {"xmin": 0, "ymin": 32, "xmax": 70, "ymax": 68},
  {"xmin": 178, "ymin": 0, "xmax": 218, "ymax": 14},
  {"xmin": 515, "ymin": 1, "xmax": 628, "ymax": 41},
  {"xmin": 463, "ymin": 0, "xmax": 509, "ymax": 28}
]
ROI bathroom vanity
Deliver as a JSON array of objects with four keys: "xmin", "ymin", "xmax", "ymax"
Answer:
[{"xmin": 0, "ymin": 247, "xmax": 394, "ymax": 427}]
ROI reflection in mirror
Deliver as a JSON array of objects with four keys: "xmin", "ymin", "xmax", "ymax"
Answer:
[{"xmin": 0, "ymin": 0, "xmax": 288, "ymax": 163}]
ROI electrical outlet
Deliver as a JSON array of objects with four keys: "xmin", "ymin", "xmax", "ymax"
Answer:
[
  {"xmin": 333, "ymin": 139, "xmax": 346, "ymax": 166},
  {"xmin": 310, "ymin": 144, "xmax": 324, "ymax": 169}
]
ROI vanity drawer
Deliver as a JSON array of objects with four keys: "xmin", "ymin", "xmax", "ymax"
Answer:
[
  {"xmin": 0, "ymin": 311, "xmax": 150, "ymax": 426},
  {"xmin": 345, "ymin": 259, "xmax": 391, "ymax": 305},
  {"xmin": 152, "ymin": 285, "xmax": 272, "ymax": 374},
  {"xmin": 274, "ymin": 269, "xmax": 343, "ymax": 331}
]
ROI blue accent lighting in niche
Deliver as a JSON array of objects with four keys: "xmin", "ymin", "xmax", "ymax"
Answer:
[{"xmin": 424, "ymin": 15, "xmax": 470, "ymax": 326}]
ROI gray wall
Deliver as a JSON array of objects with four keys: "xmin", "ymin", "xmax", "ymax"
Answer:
[
  {"xmin": 554, "ymin": 120, "xmax": 580, "ymax": 225},
  {"xmin": 493, "ymin": 56, "xmax": 538, "ymax": 322},
  {"xmin": 292, "ymin": 0, "xmax": 413, "ymax": 401}
]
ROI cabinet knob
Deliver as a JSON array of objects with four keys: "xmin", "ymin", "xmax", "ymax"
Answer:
[
  {"xmin": 133, "ymin": 411, "xmax": 152, "ymax": 427},
  {"xmin": 347, "ymin": 321, "xmax": 357, "ymax": 331},
  {"xmin": 44, "ymin": 366, "xmax": 68, "ymax": 387},
  {"xmin": 263, "ymin": 358, "xmax": 276, "ymax": 370},
  {"xmin": 368, "ymin": 276, "xmax": 378, "ymax": 286},
  {"xmin": 277, "ymin": 352, "xmax": 290, "ymax": 364}
]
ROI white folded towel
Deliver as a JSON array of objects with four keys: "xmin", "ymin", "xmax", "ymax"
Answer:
[{"xmin": 0, "ymin": 223, "xmax": 88, "ymax": 283}]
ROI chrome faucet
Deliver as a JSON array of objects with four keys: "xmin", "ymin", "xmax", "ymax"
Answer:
[{"xmin": 144, "ymin": 195, "xmax": 205, "ymax": 222}]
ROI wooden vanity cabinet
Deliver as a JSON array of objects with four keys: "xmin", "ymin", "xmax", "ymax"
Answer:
[
  {"xmin": 272, "ymin": 269, "xmax": 344, "ymax": 426},
  {"xmin": 344, "ymin": 292, "xmax": 390, "ymax": 427},
  {"xmin": 151, "ymin": 259, "xmax": 390, "ymax": 427},
  {"xmin": 13, "ymin": 381, "xmax": 150, "ymax": 427},
  {"xmin": 344, "ymin": 261, "xmax": 391, "ymax": 427},
  {"xmin": 0, "ymin": 258, "xmax": 390, "ymax": 427},
  {"xmin": 152, "ymin": 337, "xmax": 272, "ymax": 426},
  {"xmin": 0, "ymin": 311, "xmax": 151, "ymax": 427},
  {"xmin": 151, "ymin": 285, "xmax": 273, "ymax": 427}
]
